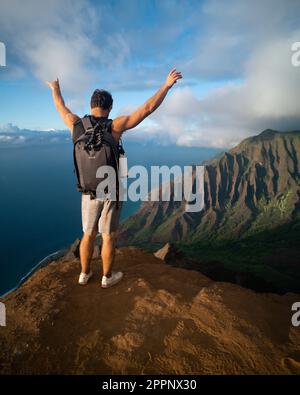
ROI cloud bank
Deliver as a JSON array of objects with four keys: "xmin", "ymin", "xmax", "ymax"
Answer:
[{"xmin": 0, "ymin": 123, "xmax": 70, "ymax": 145}]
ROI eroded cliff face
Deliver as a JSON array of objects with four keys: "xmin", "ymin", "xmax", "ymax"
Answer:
[
  {"xmin": 120, "ymin": 130, "xmax": 300, "ymax": 244},
  {"xmin": 0, "ymin": 247, "xmax": 300, "ymax": 375}
]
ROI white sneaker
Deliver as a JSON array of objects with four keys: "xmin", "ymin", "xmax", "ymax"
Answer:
[
  {"xmin": 101, "ymin": 271, "xmax": 123, "ymax": 288},
  {"xmin": 78, "ymin": 271, "xmax": 93, "ymax": 285}
]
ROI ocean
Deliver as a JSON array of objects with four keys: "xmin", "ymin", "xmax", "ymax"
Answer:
[{"xmin": 0, "ymin": 141, "xmax": 221, "ymax": 295}]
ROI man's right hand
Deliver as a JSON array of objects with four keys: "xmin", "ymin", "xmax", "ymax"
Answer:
[
  {"xmin": 165, "ymin": 68, "xmax": 183, "ymax": 89},
  {"xmin": 111, "ymin": 68, "xmax": 183, "ymax": 135}
]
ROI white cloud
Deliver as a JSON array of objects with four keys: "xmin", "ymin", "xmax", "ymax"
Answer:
[
  {"xmin": 184, "ymin": 0, "xmax": 299, "ymax": 79},
  {"xmin": 134, "ymin": 31, "xmax": 300, "ymax": 148},
  {"xmin": 0, "ymin": 0, "xmax": 131, "ymax": 97}
]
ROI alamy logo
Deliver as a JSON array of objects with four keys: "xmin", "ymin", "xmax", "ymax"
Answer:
[
  {"xmin": 291, "ymin": 42, "xmax": 300, "ymax": 67},
  {"xmin": 0, "ymin": 42, "xmax": 6, "ymax": 67},
  {"xmin": 0, "ymin": 302, "xmax": 6, "ymax": 326},
  {"xmin": 96, "ymin": 164, "xmax": 205, "ymax": 212},
  {"xmin": 291, "ymin": 302, "xmax": 300, "ymax": 327}
]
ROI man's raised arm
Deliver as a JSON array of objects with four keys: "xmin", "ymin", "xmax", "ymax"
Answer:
[
  {"xmin": 46, "ymin": 78, "xmax": 80, "ymax": 133},
  {"xmin": 112, "ymin": 68, "xmax": 182, "ymax": 134}
]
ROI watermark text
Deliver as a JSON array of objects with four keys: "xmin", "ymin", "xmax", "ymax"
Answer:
[
  {"xmin": 96, "ymin": 164, "xmax": 205, "ymax": 213},
  {"xmin": 0, "ymin": 42, "xmax": 6, "ymax": 67},
  {"xmin": 291, "ymin": 302, "xmax": 300, "ymax": 327},
  {"xmin": 291, "ymin": 42, "xmax": 300, "ymax": 67},
  {"xmin": 0, "ymin": 302, "xmax": 6, "ymax": 326}
]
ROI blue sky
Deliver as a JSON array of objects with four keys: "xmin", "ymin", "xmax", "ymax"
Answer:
[
  {"xmin": 1, "ymin": 0, "xmax": 300, "ymax": 147},
  {"xmin": 0, "ymin": 0, "xmax": 217, "ymax": 129}
]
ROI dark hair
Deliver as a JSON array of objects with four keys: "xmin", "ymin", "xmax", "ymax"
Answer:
[{"xmin": 90, "ymin": 89, "xmax": 113, "ymax": 110}]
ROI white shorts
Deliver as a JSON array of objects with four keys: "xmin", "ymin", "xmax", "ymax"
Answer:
[{"xmin": 81, "ymin": 194, "xmax": 122, "ymax": 235}]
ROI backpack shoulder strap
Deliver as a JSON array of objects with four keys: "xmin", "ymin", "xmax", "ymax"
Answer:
[
  {"xmin": 72, "ymin": 118, "xmax": 85, "ymax": 143},
  {"xmin": 81, "ymin": 115, "xmax": 95, "ymax": 133}
]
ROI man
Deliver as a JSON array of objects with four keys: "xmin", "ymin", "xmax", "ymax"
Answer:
[{"xmin": 46, "ymin": 68, "xmax": 182, "ymax": 288}]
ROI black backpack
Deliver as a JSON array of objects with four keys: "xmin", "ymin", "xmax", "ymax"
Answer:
[{"xmin": 73, "ymin": 115, "xmax": 124, "ymax": 201}]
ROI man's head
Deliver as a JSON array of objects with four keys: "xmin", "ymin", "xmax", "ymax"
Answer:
[{"xmin": 90, "ymin": 89, "xmax": 113, "ymax": 115}]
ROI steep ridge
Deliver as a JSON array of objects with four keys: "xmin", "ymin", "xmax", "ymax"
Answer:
[{"xmin": 120, "ymin": 130, "xmax": 300, "ymax": 245}]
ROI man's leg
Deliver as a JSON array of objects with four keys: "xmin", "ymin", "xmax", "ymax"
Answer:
[
  {"xmin": 80, "ymin": 230, "xmax": 97, "ymax": 274},
  {"xmin": 99, "ymin": 200, "xmax": 123, "ymax": 288},
  {"xmin": 101, "ymin": 232, "xmax": 116, "ymax": 277},
  {"xmin": 80, "ymin": 193, "xmax": 102, "ymax": 276}
]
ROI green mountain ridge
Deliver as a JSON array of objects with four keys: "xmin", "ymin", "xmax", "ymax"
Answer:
[
  {"xmin": 121, "ymin": 129, "xmax": 300, "ymax": 243},
  {"xmin": 119, "ymin": 130, "xmax": 300, "ymax": 293}
]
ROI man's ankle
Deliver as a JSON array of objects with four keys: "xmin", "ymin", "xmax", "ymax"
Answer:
[{"xmin": 104, "ymin": 271, "xmax": 112, "ymax": 278}]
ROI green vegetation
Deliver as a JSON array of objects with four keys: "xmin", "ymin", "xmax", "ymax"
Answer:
[
  {"xmin": 244, "ymin": 188, "xmax": 296, "ymax": 237},
  {"xmin": 176, "ymin": 221, "xmax": 300, "ymax": 293}
]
